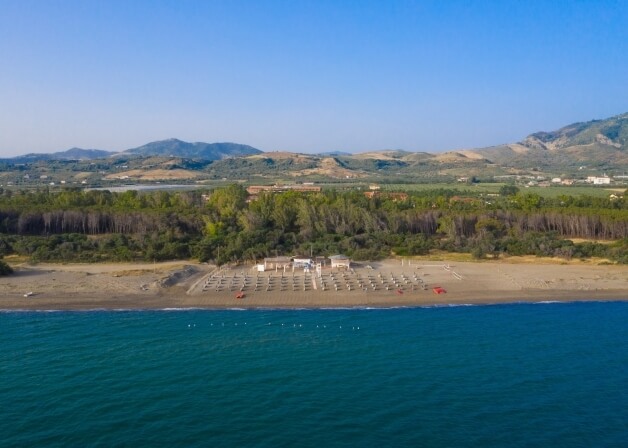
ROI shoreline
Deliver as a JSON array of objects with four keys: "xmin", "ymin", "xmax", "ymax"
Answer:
[
  {"xmin": 1, "ymin": 259, "xmax": 626, "ymax": 311},
  {"xmin": 2, "ymin": 298, "xmax": 628, "ymax": 313}
]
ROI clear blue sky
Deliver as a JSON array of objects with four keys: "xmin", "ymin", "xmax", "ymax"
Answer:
[{"xmin": 1, "ymin": 0, "xmax": 626, "ymax": 156}]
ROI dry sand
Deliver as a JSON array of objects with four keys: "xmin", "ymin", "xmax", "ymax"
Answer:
[{"xmin": 1, "ymin": 259, "xmax": 626, "ymax": 310}]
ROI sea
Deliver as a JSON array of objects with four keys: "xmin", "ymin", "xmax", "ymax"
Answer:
[{"xmin": 1, "ymin": 302, "xmax": 627, "ymax": 447}]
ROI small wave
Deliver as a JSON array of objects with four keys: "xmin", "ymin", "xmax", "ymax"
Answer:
[
  {"xmin": 419, "ymin": 303, "xmax": 476, "ymax": 308},
  {"xmin": 159, "ymin": 307, "xmax": 205, "ymax": 311},
  {"xmin": 360, "ymin": 306, "xmax": 412, "ymax": 310},
  {"xmin": 0, "ymin": 309, "xmax": 64, "ymax": 313}
]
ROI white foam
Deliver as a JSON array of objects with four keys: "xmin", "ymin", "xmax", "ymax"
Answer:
[
  {"xmin": 160, "ymin": 307, "xmax": 205, "ymax": 311},
  {"xmin": 419, "ymin": 303, "xmax": 476, "ymax": 308}
]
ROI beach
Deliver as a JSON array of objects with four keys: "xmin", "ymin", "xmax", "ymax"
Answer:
[{"xmin": 1, "ymin": 258, "xmax": 626, "ymax": 310}]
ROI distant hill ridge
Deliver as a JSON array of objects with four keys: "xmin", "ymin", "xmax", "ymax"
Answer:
[
  {"xmin": 2, "ymin": 112, "xmax": 626, "ymax": 172},
  {"xmin": 123, "ymin": 139, "xmax": 262, "ymax": 160},
  {"xmin": 462, "ymin": 112, "xmax": 628, "ymax": 169},
  {"xmin": 3, "ymin": 139, "xmax": 262, "ymax": 162},
  {"xmin": 524, "ymin": 112, "xmax": 627, "ymax": 150},
  {"xmin": 7, "ymin": 148, "xmax": 115, "ymax": 163}
]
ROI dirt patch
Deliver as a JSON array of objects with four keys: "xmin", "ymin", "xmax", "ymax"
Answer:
[
  {"xmin": 298, "ymin": 157, "xmax": 367, "ymax": 179},
  {"xmin": 105, "ymin": 169, "xmax": 198, "ymax": 180}
]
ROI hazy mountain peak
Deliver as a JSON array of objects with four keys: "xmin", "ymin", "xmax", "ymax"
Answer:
[{"xmin": 123, "ymin": 139, "xmax": 262, "ymax": 160}]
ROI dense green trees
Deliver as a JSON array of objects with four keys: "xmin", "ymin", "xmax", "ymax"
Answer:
[
  {"xmin": 0, "ymin": 259, "xmax": 12, "ymax": 275},
  {"xmin": 499, "ymin": 185, "xmax": 520, "ymax": 196},
  {"xmin": 0, "ymin": 186, "xmax": 626, "ymax": 264}
]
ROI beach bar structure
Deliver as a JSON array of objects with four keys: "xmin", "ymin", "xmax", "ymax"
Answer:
[
  {"xmin": 263, "ymin": 256, "xmax": 292, "ymax": 271},
  {"xmin": 292, "ymin": 256, "xmax": 313, "ymax": 269},
  {"xmin": 329, "ymin": 254, "xmax": 351, "ymax": 269}
]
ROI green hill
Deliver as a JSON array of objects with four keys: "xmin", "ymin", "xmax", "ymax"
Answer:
[
  {"xmin": 466, "ymin": 112, "xmax": 628, "ymax": 170},
  {"xmin": 123, "ymin": 139, "xmax": 262, "ymax": 160}
]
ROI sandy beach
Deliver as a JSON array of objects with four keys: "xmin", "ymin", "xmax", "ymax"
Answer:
[{"xmin": 1, "ymin": 258, "xmax": 626, "ymax": 310}]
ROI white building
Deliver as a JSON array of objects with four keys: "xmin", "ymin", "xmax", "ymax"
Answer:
[
  {"xmin": 292, "ymin": 256, "xmax": 313, "ymax": 269},
  {"xmin": 587, "ymin": 176, "xmax": 611, "ymax": 185},
  {"xmin": 263, "ymin": 256, "xmax": 292, "ymax": 271},
  {"xmin": 329, "ymin": 254, "xmax": 351, "ymax": 269}
]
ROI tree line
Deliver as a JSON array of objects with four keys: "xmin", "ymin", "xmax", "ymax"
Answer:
[{"xmin": 0, "ymin": 186, "xmax": 626, "ymax": 265}]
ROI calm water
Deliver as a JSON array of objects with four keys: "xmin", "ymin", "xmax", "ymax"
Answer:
[{"xmin": 1, "ymin": 303, "xmax": 627, "ymax": 447}]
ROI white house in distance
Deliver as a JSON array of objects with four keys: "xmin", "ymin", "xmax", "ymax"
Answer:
[
  {"xmin": 329, "ymin": 254, "xmax": 351, "ymax": 269},
  {"xmin": 587, "ymin": 176, "xmax": 611, "ymax": 185}
]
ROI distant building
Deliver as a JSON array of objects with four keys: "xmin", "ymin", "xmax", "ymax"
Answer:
[
  {"xmin": 587, "ymin": 176, "xmax": 611, "ymax": 185},
  {"xmin": 329, "ymin": 254, "xmax": 351, "ymax": 269},
  {"xmin": 292, "ymin": 256, "xmax": 313, "ymax": 269},
  {"xmin": 263, "ymin": 256, "xmax": 292, "ymax": 271}
]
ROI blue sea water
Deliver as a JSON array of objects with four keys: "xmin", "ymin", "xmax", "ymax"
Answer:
[{"xmin": 1, "ymin": 303, "xmax": 628, "ymax": 447}]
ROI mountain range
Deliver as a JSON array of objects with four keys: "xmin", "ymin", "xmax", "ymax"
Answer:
[
  {"xmin": 3, "ymin": 140, "xmax": 262, "ymax": 163},
  {"xmin": 8, "ymin": 147, "xmax": 115, "ymax": 163},
  {"xmin": 465, "ymin": 112, "xmax": 628, "ymax": 169},
  {"xmin": 1, "ymin": 113, "xmax": 626, "ymax": 183},
  {"xmin": 123, "ymin": 139, "xmax": 262, "ymax": 159}
]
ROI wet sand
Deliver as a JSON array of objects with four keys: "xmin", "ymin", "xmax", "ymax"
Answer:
[{"xmin": 1, "ymin": 259, "xmax": 626, "ymax": 310}]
